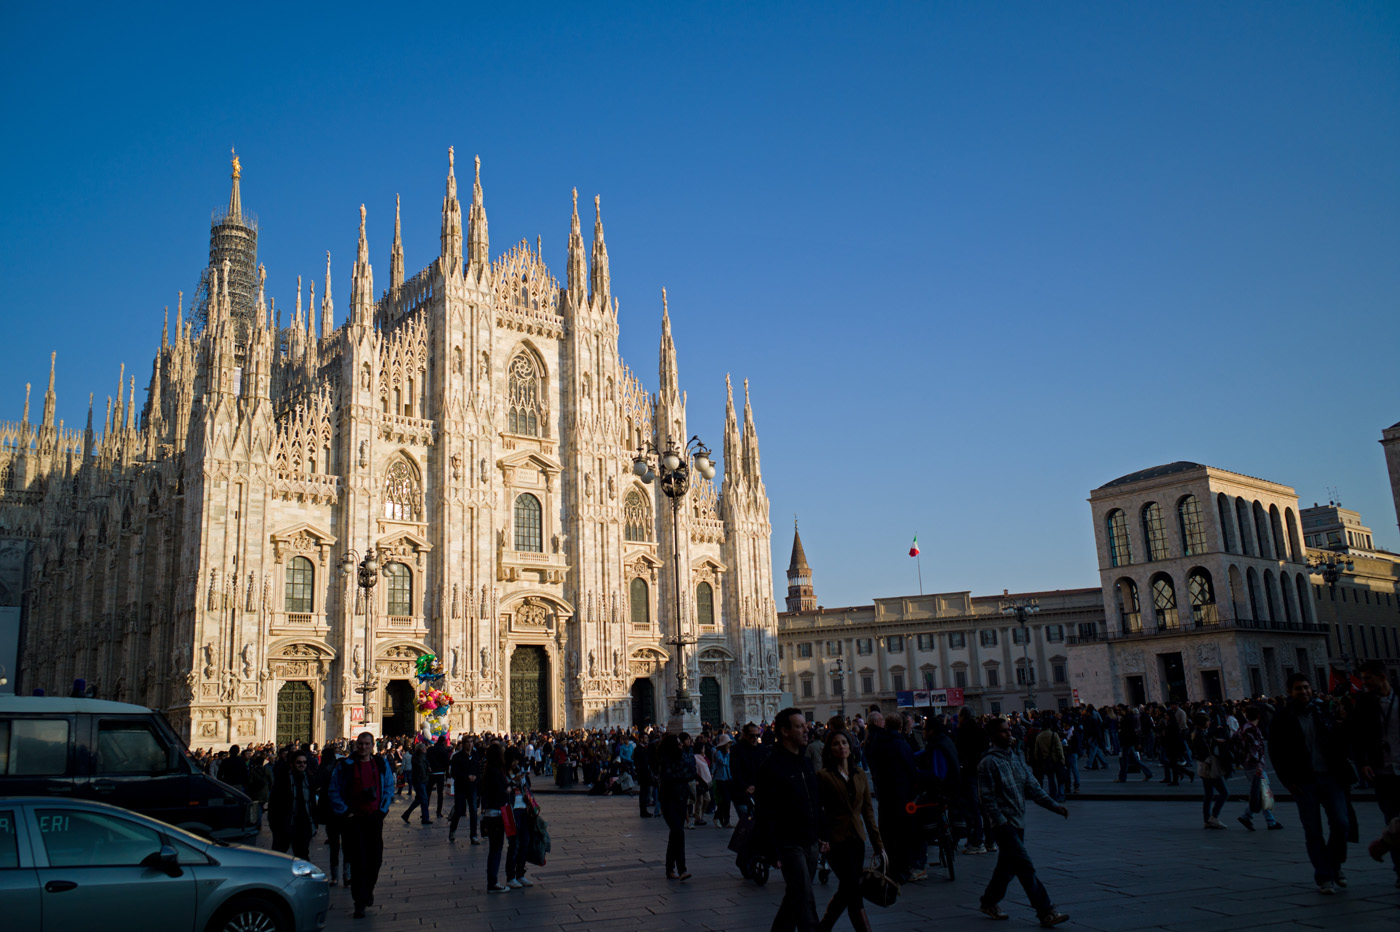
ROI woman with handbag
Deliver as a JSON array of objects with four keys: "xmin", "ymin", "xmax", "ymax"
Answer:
[
  {"xmin": 504, "ymin": 747, "xmax": 534, "ymax": 888},
  {"xmin": 481, "ymin": 742, "xmax": 511, "ymax": 893},
  {"xmin": 816, "ymin": 730, "xmax": 883, "ymax": 932},
  {"xmin": 657, "ymin": 733, "xmax": 696, "ymax": 879},
  {"xmin": 1236, "ymin": 704, "xmax": 1282, "ymax": 831},
  {"xmin": 1191, "ymin": 712, "xmax": 1230, "ymax": 829}
]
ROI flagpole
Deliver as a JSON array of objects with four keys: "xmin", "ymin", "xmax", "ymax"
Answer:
[{"xmin": 917, "ymin": 552, "xmax": 923, "ymax": 595}]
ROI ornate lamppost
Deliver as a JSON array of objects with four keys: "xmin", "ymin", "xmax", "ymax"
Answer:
[
  {"xmin": 829, "ymin": 656, "xmax": 847, "ymax": 720},
  {"xmin": 1000, "ymin": 595, "xmax": 1040, "ymax": 712},
  {"xmin": 1307, "ymin": 551, "xmax": 1354, "ymax": 675},
  {"xmin": 633, "ymin": 435, "xmax": 717, "ymax": 715},
  {"xmin": 339, "ymin": 547, "xmax": 383, "ymax": 725}
]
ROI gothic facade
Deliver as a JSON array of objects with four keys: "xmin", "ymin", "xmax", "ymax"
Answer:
[{"xmin": 0, "ymin": 151, "xmax": 783, "ymax": 745}]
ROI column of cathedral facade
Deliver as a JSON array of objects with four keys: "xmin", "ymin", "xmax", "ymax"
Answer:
[{"xmin": 0, "ymin": 149, "xmax": 784, "ymax": 746}]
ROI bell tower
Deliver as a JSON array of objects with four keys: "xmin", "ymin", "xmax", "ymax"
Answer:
[{"xmin": 786, "ymin": 521, "xmax": 817, "ymax": 613}]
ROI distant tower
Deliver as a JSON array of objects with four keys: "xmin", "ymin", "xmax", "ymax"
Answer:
[
  {"xmin": 198, "ymin": 149, "xmax": 259, "ymax": 342},
  {"xmin": 786, "ymin": 521, "xmax": 817, "ymax": 612}
]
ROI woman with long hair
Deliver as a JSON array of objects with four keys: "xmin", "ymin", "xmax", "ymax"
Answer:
[
  {"xmin": 480, "ymin": 742, "xmax": 511, "ymax": 892},
  {"xmin": 657, "ymin": 732, "xmax": 695, "ymax": 879},
  {"xmin": 816, "ymin": 730, "xmax": 882, "ymax": 932}
]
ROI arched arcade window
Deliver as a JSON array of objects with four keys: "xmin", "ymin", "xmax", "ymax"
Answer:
[
  {"xmin": 1142, "ymin": 503, "xmax": 1170, "ymax": 561},
  {"xmin": 1178, "ymin": 495, "xmax": 1206, "ymax": 556},
  {"xmin": 1116, "ymin": 578, "xmax": 1142, "ymax": 633},
  {"xmin": 1150, "ymin": 573, "xmax": 1179, "ymax": 630},
  {"xmin": 514, "ymin": 493, "xmax": 543, "ymax": 553},
  {"xmin": 1216, "ymin": 493, "xmax": 1235, "ymax": 553},
  {"xmin": 1187, "ymin": 568, "xmax": 1216, "ymax": 627},
  {"xmin": 1106, "ymin": 510, "xmax": 1133, "ymax": 567}
]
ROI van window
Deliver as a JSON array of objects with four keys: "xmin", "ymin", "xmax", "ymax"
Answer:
[
  {"xmin": 96, "ymin": 721, "xmax": 171, "ymax": 774},
  {"xmin": 0, "ymin": 811, "xmax": 18, "ymax": 868},
  {"xmin": 2, "ymin": 720, "xmax": 70, "ymax": 775}
]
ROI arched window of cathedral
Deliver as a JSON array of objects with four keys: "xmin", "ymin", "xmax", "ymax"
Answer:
[
  {"xmin": 507, "ymin": 351, "xmax": 542, "ymax": 436},
  {"xmin": 121, "ymin": 506, "xmax": 132, "ymax": 530},
  {"xmin": 383, "ymin": 456, "xmax": 423, "ymax": 522},
  {"xmin": 1215, "ymin": 493, "xmax": 1235, "ymax": 553},
  {"xmin": 513, "ymin": 493, "xmax": 543, "ymax": 553},
  {"xmin": 385, "ymin": 563, "xmax": 412, "ymax": 616},
  {"xmin": 630, "ymin": 577, "xmax": 650, "ymax": 627},
  {"xmin": 1177, "ymin": 495, "xmax": 1206, "ymax": 556},
  {"xmin": 624, "ymin": 490, "xmax": 652, "ymax": 542},
  {"xmin": 696, "ymin": 582, "xmax": 715, "ymax": 627},
  {"xmin": 1105, "ymin": 509, "xmax": 1132, "ymax": 567},
  {"xmin": 0, "ymin": 461, "xmax": 13, "ymax": 490},
  {"xmin": 1141, "ymin": 502, "xmax": 1170, "ymax": 561},
  {"xmin": 286, "ymin": 556, "xmax": 314, "ymax": 614},
  {"xmin": 149, "ymin": 488, "xmax": 159, "ymax": 512}
]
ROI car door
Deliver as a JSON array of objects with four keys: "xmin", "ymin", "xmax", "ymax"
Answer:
[
  {"xmin": 84, "ymin": 715, "xmax": 191, "ymax": 828},
  {"xmin": 28, "ymin": 806, "xmax": 197, "ymax": 932},
  {"xmin": 0, "ymin": 806, "xmax": 41, "ymax": 932}
]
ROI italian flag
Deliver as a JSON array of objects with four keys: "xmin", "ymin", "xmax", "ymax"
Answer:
[{"xmin": 909, "ymin": 534, "xmax": 920, "ymax": 558}]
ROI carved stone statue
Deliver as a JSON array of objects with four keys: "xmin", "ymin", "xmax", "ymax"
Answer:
[
  {"xmin": 450, "ymin": 647, "xmax": 459, "ymax": 677},
  {"xmin": 568, "ymin": 650, "xmax": 579, "ymax": 677},
  {"xmin": 352, "ymin": 644, "xmax": 363, "ymax": 679},
  {"xmin": 451, "ymin": 453, "xmax": 462, "ymax": 480},
  {"xmin": 587, "ymin": 649, "xmax": 596, "ymax": 677},
  {"xmin": 201, "ymin": 644, "xmax": 216, "ymax": 679},
  {"xmin": 612, "ymin": 647, "xmax": 622, "ymax": 676},
  {"xmin": 358, "ymin": 440, "xmax": 368, "ymax": 468},
  {"xmin": 480, "ymin": 647, "xmax": 490, "ymax": 674},
  {"xmin": 240, "ymin": 643, "xmax": 254, "ymax": 679}
]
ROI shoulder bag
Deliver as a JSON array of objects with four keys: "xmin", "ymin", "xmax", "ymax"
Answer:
[{"xmin": 859, "ymin": 851, "xmax": 900, "ymax": 908}]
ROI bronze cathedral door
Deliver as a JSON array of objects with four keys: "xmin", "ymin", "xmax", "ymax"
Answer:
[{"xmin": 509, "ymin": 646, "xmax": 549, "ymax": 732}]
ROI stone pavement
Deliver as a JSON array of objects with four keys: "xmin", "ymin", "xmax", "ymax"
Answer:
[{"xmin": 309, "ymin": 787, "xmax": 1399, "ymax": 932}]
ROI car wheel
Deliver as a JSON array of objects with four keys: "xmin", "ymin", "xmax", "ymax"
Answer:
[{"xmin": 208, "ymin": 895, "xmax": 290, "ymax": 932}]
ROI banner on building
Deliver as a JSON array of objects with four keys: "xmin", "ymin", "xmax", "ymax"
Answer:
[{"xmin": 896, "ymin": 687, "xmax": 965, "ymax": 709}]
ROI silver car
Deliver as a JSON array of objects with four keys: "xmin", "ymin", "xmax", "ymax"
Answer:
[{"xmin": 0, "ymin": 797, "xmax": 328, "ymax": 932}]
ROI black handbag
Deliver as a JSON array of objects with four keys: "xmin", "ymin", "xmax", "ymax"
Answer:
[
  {"xmin": 727, "ymin": 813, "xmax": 756, "ymax": 853},
  {"xmin": 859, "ymin": 852, "xmax": 900, "ymax": 908}
]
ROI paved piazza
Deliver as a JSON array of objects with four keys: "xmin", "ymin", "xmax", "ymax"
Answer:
[{"xmin": 307, "ymin": 770, "xmax": 1399, "ymax": 932}]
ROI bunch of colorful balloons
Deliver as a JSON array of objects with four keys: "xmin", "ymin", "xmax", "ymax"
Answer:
[{"xmin": 414, "ymin": 653, "xmax": 453, "ymax": 739}]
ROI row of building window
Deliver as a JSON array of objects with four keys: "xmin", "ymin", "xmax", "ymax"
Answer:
[
  {"xmin": 797, "ymin": 661, "xmax": 1068, "ymax": 697},
  {"xmin": 786, "ymin": 625, "xmax": 1066, "ymax": 660},
  {"xmin": 283, "ymin": 555, "xmax": 414, "ymax": 616},
  {"xmin": 1113, "ymin": 564, "xmax": 1312, "ymax": 632},
  {"xmin": 1316, "ymin": 584, "xmax": 1397, "ymax": 609},
  {"xmin": 627, "ymin": 578, "xmax": 716, "ymax": 627},
  {"xmin": 1106, "ymin": 494, "xmax": 1303, "ymax": 568},
  {"xmin": 1335, "ymin": 622, "xmax": 1400, "ymax": 661}
]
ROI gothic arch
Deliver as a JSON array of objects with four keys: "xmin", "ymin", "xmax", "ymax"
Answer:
[
  {"xmin": 382, "ymin": 452, "xmax": 424, "ymax": 522},
  {"xmin": 505, "ymin": 342, "xmax": 549, "ymax": 438}
]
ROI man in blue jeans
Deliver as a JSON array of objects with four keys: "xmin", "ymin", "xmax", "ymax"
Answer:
[
  {"xmin": 977, "ymin": 717, "xmax": 1070, "ymax": 928},
  {"xmin": 1269, "ymin": 673, "xmax": 1353, "ymax": 894},
  {"xmin": 1114, "ymin": 708, "xmax": 1153, "ymax": 782}
]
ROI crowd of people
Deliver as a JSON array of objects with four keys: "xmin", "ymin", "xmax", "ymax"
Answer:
[{"xmin": 188, "ymin": 660, "xmax": 1400, "ymax": 927}]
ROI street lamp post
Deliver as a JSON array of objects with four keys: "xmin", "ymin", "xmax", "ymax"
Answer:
[
  {"xmin": 633, "ymin": 435, "xmax": 717, "ymax": 716},
  {"xmin": 829, "ymin": 657, "xmax": 846, "ymax": 720},
  {"xmin": 339, "ymin": 547, "xmax": 383, "ymax": 723},
  {"xmin": 1307, "ymin": 552, "xmax": 1354, "ymax": 676},
  {"xmin": 1000, "ymin": 595, "xmax": 1040, "ymax": 712}
]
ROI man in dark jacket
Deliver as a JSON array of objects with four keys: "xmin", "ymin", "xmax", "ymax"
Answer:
[
  {"xmin": 1114, "ymin": 708, "xmax": 1153, "ymax": 782},
  {"xmin": 268, "ymin": 749, "xmax": 317, "ymax": 858},
  {"xmin": 866, "ymin": 711, "xmax": 924, "ymax": 881},
  {"xmin": 1354, "ymin": 659, "xmax": 1400, "ymax": 888},
  {"xmin": 427, "ymin": 735, "xmax": 452, "ymax": 817},
  {"xmin": 401, "ymin": 742, "xmax": 432, "ymax": 824},
  {"xmin": 636, "ymin": 734, "xmax": 659, "ymax": 817},
  {"xmin": 330, "ymin": 732, "xmax": 397, "ymax": 918},
  {"xmin": 1268, "ymin": 674, "xmax": 1354, "ymax": 894},
  {"xmin": 956, "ymin": 708, "xmax": 991, "ymax": 854},
  {"xmin": 755, "ymin": 709, "xmax": 828, "ymax": 932},
  {"xmin": 729, "ymin": 722, "xmax": 767, "ymax": 819},
  {"xmin": 448, "ymin": 735, "xmax": 482, "ymax": 843}
]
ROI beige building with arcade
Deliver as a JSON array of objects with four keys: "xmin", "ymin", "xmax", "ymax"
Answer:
[{"xmin": 1069, "ymin": 462, "xmax": 1329, "ymax": 705}]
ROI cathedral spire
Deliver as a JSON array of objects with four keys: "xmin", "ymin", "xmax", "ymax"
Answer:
[
  {"xmin": 321, "ymin": 251, "xmax": 334, "ymax": 337},
  {"xmin": 590, "ymin": 194, "xmax": 610, "ymax": 300},
  {"xmin": 391, "ymin": 193, "xmax": 405, "ymax": 292},
  {"xmin": 175, "ymin": 291, "xmax": 184, "ymax": 339},
  {"xmin": 659, "ymin": 289, "xmax": 679, "ymax": 401},
  {"xmin": 723, "ymin": 373, "xmax": 741, "ymax": 487},
  {"xmin": 227, "ymin": 148, "xmax": 242, "ymax": 220},
  {"xmin": 126, "ymin": 376, "xmax": 136, "ymax": 432},
  {"xmin": 567, "ymin": 188, "xmax": 587, "ymax": 299},
  {"xmin": 742, "ymin": 377, "xmax": 762, "ymax": 481},
  {"xmin": 83, "ymin": 393, "xmax": 94, "ymax": 455},
  {"xmin": 114, "ymin": 363, "xmax": 125, "ymax": 434},
  {"xmin": 352, "ymin": 204, "xmax": 374, "ymax": 326},
  {"xmin": 41, "ymin": 351, "xmax": 56, "ymax": 429},
  {"xmin": 255, "ymin": 264, "xmax": 266, "ymax": 319},
  {"xmin": 440, "ymin": 149, "xmax": 462, "ymax": 272},
  {"xmin": 22, "ymin": 383, "xmax": 30, "ymax": 427},
  {"xmin": 162, "ymin": 306, "xmax": 169, "ymax": 348},
  {"xmin": 467, "ymin": 154, "xmax": 489, "ymax": 272}
]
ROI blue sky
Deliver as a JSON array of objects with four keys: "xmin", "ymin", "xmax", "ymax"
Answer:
[{"xmin": 2, "ymin": 4, "xmax": 1397, "ymax": 608}]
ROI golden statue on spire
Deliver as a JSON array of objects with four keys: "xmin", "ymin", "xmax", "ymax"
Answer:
[{"xmin": 231, "ymin": 147, "xmax": 241, "ymax": 180}]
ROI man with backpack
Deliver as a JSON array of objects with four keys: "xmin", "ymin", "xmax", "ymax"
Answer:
[{"xmin": 330, "ymin": 732, "xmax": 397, "ymax": 918}]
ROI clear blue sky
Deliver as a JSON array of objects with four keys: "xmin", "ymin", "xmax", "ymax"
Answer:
[{"xmin": 2, "ymin": 4, "xmax": 1397, "ymax": 608}]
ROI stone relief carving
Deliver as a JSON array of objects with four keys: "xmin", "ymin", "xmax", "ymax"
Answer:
[
  {"xmin": 201, "ymin": 644, "xmax": 217, "ymax": 679},
  {"xmin": 1194, "ymin": 642, "xmax": 1219, "ymax": 667},
  {"xmin": 1120, "ymin": 649, "xmax": 1145, "ymax": 675},
  {"xmin": 516, "ymin": 599, "xmax": 548, "ymax": 628},
  {"xmin": 241, "ymin": 643, "xmax": 254, "ymax": 679}
]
